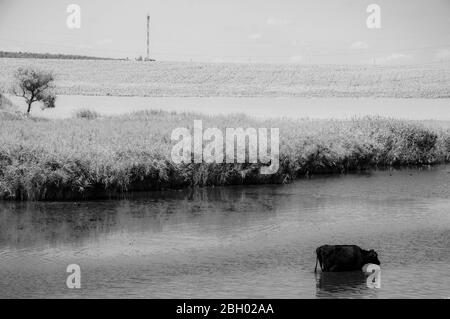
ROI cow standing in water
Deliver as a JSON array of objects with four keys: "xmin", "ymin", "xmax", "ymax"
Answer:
[{"xmin": 315, "ymin": 245, "xmax": 380, "ymax": 272}]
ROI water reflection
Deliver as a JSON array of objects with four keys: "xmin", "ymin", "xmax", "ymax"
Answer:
[
  {"xmin": 0, "ymin": 186, "xmax": 279, "ymax": 249},
  {"xmin": 315, "ymin": 272, "xmax": 379, "ymax": 298}
]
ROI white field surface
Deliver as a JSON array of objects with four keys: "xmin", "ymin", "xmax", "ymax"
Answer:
[
  {"xmin": 1, "ymin": 58, "xmax": 450, "ymax": 98},
  {"xmin": 2, "ymin": 58, "xmax": 450, "ymax": 122},
  {"xmin": 5, "ymin": 94, "xmax": 450, "ymax": 121}
]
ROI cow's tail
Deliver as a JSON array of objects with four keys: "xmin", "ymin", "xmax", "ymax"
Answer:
[
  {"xmin": 314, "ymin": 256, "xmax": 319, "ymax": 272},
  {"xmin": 314, "ymin": 249, "xmax": 323, "ymax": 272}
]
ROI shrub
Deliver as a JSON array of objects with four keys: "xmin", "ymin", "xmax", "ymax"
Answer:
[{"xmin": 74, "ymin": 109, "xmax": 100, "ymax": 120}]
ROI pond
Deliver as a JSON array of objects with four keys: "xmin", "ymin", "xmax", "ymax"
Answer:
[
  {"xmin": 0, "ymin": 165, "xmax": 449, "ymax": 298},
  {"xmin": 6, "ymin": 94, "xmax": 450, "ymax": 120}
]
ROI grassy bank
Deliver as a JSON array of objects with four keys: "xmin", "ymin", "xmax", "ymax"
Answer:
[
  {"xmin": 0, "ymin": 93, "xmax": 15, "ymax": 111},
  {"xmin": 0, "ymin": 93, "xmax": 27, "ymax": 120},
  {"xmin": 0, "ymin": 110, "xmax": 449, "ymax": 200},
  {"xmin": 1, "ymin": 58, "xmax": 450, "ymax": 98}
]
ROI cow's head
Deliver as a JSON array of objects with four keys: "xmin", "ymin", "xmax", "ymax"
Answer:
[{"xmin": 363, "ymin": 249, "xmax": 380, "ymax": 265}]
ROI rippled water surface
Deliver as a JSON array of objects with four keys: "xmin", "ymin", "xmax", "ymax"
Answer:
[{"xmin": 0, "ymin": 166, "xmax": 449, "ymax": 298}]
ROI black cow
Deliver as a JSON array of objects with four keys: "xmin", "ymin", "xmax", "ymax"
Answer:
[{"xmin": 315, "ymin": 245, "xmax": 380, "ymax": 272}]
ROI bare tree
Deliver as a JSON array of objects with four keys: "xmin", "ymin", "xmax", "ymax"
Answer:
[{"xmin": 12, "ymin": 67, "xmax": 56, "ymax": 114}]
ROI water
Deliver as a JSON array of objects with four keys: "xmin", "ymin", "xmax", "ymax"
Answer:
[
  {"xmin": 0, "ymin": 166, "xmax": 449, "ymax": 298},
  {"xmin": 6, "ymin": 94, "xmax": 450, "ymax": 120}
]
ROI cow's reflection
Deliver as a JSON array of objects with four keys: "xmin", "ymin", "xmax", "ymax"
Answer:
[{"xmin": 315, "ymin": 271, "xmax": 378, "ymax": 298}]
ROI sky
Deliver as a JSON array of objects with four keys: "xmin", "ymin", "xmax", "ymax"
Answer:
[{"xmin": 0, "ymin": 0, "xmax": 449, "ymax": 64}]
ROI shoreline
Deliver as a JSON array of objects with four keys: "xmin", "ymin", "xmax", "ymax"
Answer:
[{"xmin": 2, "ymin": 164, "xmax": 447, "ymax": 202}]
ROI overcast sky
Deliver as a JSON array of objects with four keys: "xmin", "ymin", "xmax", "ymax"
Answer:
[{"xmin": 0, "ymin": 0, "xmax": 449, "ymax": 64}]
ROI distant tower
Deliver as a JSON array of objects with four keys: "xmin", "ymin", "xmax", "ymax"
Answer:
[{"xmin": 146, "ymin": 14, "xmax": 150, "ymax": 60}]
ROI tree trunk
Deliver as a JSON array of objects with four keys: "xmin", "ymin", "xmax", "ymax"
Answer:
[{"xmin": 27, "ymin": 102, "xmax": 32, "ymax": 114}]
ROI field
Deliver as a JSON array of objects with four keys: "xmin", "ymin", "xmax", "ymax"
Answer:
[
  {"xmin": 1, "ymin": 59, "xmax": 450, "ymax": 200},
  {"xmin": 1, "ymin": 58, "xmax": 450, "ymax": 98},
  {"xmin": 0, "ymin": 106, "xmax": 449, "ymax": 200}
]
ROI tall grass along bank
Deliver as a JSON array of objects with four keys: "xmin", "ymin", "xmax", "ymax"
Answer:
[
  {"xmin": 0, "ymin": 111, "xmax": 449, "ymax": 200},
  {"xmin": 0, "ymin": 93, "xmax": 27, "ymax": 120}
]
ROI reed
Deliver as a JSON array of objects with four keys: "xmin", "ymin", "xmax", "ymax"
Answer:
[{"xmin": 0, "ymin": 110, "xmax": 448, "ymax": 200}]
